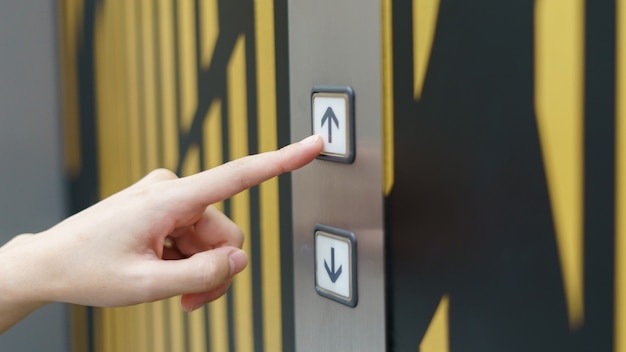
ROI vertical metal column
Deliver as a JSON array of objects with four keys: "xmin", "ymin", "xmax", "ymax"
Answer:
[{"xmin": 288, "ymin": 0, "xmax": 386, "ymax": 350}]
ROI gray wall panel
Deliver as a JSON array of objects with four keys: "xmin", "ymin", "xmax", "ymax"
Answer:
[{"xmin": 0, "ymin": 1, "xmax": 69, "ymax": 351}]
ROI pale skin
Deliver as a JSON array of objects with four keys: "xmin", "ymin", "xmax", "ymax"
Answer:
[{"xmin": 0, "ymin": 134, "xmax": 323, "ymax": 334}]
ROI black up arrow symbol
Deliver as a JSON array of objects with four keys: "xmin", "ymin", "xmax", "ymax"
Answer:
[
  {"xmin": 324, "ymin": 247, "xmax": 343, "ymax": 283},
  {"xmin": 321, "ymin": 107, "xmax": 339, "ymax": 143}
]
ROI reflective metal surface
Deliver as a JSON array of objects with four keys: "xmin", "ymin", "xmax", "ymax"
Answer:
[{"xmin": 289, "ymin": 0, "xmax": 386, "ymax": 350}]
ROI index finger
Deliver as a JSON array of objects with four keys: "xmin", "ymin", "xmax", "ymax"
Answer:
[{"xmin": 165, "ymin": 134, "xmax": 323, "ymax": 208}]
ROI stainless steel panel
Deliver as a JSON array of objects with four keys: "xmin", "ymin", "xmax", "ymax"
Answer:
[{"xmin": 289, "ymin": 0, "xmax": 386, "ymax": 350}]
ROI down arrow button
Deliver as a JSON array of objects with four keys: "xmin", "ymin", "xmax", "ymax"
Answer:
[{"xmin": 324, "ymin": 247, "xmax": 343, "ymax": 283}]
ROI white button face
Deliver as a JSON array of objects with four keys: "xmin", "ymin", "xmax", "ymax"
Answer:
[
  {"xmin": 311, "ymin": 87, "xmax": 355, "ymax": 163},
  {"xmin": 314, "ymin": 225, "xmax": 357, "ymax": 307}
]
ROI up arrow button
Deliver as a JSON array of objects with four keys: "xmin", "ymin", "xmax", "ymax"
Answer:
[
  {"xmin": 314, "ymin": 224, "xmax": 358, "ymax": 307},
  {"xmin": 321, "ymin": 107, "xmax": 339, "ymax": 143},
  {"xmin": 311, "ymin": 86, "xmax": 355, "ymax": 163}
]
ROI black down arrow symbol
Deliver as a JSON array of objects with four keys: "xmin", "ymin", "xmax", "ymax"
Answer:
[{"xmin": 324, "ymin": 247, "xmax": 343, "ymax": 283}]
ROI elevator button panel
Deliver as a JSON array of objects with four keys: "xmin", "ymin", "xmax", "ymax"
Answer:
[
  {"xmin": 311, "ymin": 86, "xmax": 355, "ymax": 163},
  {"xmin": 314, "ymin": 224, "xmax": 357, "ymax": 307}
]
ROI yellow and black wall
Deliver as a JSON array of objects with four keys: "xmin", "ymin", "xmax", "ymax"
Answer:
[
  {"xmin": 57, "ymin": 0, "xmax": 626, "ymax": 351},
  {"xmin": 388, "ymin": 0, "xmax": 626, "ymax": 351},
  {"xmin": 58, "ymin": 0, "xmax": 293, "ymax": 351}
]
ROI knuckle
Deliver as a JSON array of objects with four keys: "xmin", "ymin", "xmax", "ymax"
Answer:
[{"xmin": 147, "ymin": 168, "xmax": 178, "ymax": 182}]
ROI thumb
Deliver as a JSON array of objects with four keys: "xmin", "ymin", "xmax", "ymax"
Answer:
[{"xmin": 147, "ymin": 247, "xmax": 248, "ymax": 301}]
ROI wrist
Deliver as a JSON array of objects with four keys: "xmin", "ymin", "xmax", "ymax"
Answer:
[{"xmin": 0, "ymin": 233, "xmax": 50, "ymax": 333}]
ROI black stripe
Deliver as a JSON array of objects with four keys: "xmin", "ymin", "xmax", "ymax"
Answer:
[
  {"xmin": 274, "ymin": 0, "xmax": 295, "ymax": 350},
  {"xmin": 244, "ymin": 3, "xmax": 265, "ymax": 351},
  {"xmin": 226, "ymin": 289, "xmax": 236, "ymax": 352},
  {"xmin": 145, "ymin": 305, "xmax": 154, "ymax": 352},
  {"xmin": 203, "ymin": 305, "xmax": 212, "ymax": 351},
  {"xmin": 75, "ymin": 2, "xmax": 98, "ymax": 348},
  {"xmin": 72, "ymin": 0, "xmax": 99, "ymax": 214},
  {"xmin": 222, "ymin": 84, "xmax": 236, "ymax": 352},
  {"xmin": 162, "ymin": 302, "xmax": 171, "ymax": 352},
  {"xmin": 583, "ymin": 0, "xmax": 617, "ymax": 350},
  {"xmin": 183, "ymin": 313, "xmax": 190, "ymax": 352}
]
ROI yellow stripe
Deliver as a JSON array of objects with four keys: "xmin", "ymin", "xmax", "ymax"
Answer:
[
  {"xmin": 141, "ymin": 0, "xmax": 159, "ymax": 171},
  {"xmin": 151, "ymin": 301, "xmax": 166, "ymax": 352},
  {"xmin": 113, "ymin": 309, "xmax": 122, "ymax": 352},
  {"xmin": 118, "ymin": 0, "xmax": 133, "ymax": 189},
  {"xmin": 228, "ymin": 35, "xmax": 254, "ymax": 352},
  {"xmin": 204, "ymin": 100, "xmax": 224, "ymax": 170},
  {"xmin": 615, "ymin": 1, "xmax": 626, "ymax": 350},
  {"xmin": 253, "ymin": 1, "xmax": 283, "ymax": 350},
  {"xmin": 130, "ymin": 307, "xmax": 141, "ymax": 352},
  {"xmin": 177, "ymin": 0, "xmax": 198, "ymax": 132},
  {"xmin": 382, "ymin": 0, "xmax": 394, "ymax": 196},
  {"xmin": 420, "ymin": 295, "xmax": 450, "ymax": 352},
  {"xmin": 181, "ymin": 141, "xmax": 200, "ymax": 178},
  {"xmin": 109, "ymin": 309, "xmax": 116, "ymax": 352},
  {"xmin": 167, "ymin": 297, "xmax": 186, "ymax": 352},
  {"xmin": 112, "ymin": 309, "xmax": 121, "ymax": 352},
  {"xmin": 112, "ymin": 0, "xmax": 130, "ymax": 193},
  {"xmin": 124, "ymin": 0, "xmax": 142, "ymax": 182},
  {"xmin": 189, "ymin": 307, "xmax": 208, "ymax": 352},
  {"xmin": 209, "ymin": 296, "xmax": 229, "ymax": 352},
  {"xmin": 101, "ymin": 309, "xmax": 108, "ymax": 352},
  {"xmin": 158, "ymin": 0, "xmax": 179, "ymax": 171},
  {"xmin": 137, "ymin": 306, "xmax": 146, "ymax": 352},
  {"xmin": 534, "ymin": 0, "xmax": 585, "ymax": 331},
  {"xmin": 413, "ymin": 0, "xmax": 440, "ymax": 100},
  {"xmin": 200, "ymin": 0, "xmax": 219, "ymax": 69},
  {"xmin": 204, "ymin": 100, "xmax": 230, "ymax": 352},
  {"xmin": 104, "ymin": 309, "xmax": 112, "ymax": 352}
]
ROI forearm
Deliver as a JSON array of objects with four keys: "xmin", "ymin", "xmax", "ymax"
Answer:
[{"xmin": 0, "ymin": 234, "xmax": 49, "ymax": 334}]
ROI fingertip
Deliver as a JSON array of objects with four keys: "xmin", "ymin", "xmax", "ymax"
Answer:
[
  {"xmin": 299, "ymin": 134, "xmax": 324, "ymax": 154},
  {"xmin": 298, "ymin": 134, "xmax": 322, "ymax": 145},
  {"xmin": 282, "ymin": 134, "xmax": 323, "ymax": 163},
  {"xmin": 228, "ymin": 249, "xmax": 248, "ymax": 276}
]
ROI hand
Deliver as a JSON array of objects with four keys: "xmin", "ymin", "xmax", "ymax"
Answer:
[{"xmin": 0, "ymin": 134, "xmax": 323, "ymax": 333}]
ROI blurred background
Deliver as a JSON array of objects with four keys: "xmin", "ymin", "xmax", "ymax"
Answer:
[{"xmin": 0, "ymin": 2, "xmax": 68, "ymax": 351}]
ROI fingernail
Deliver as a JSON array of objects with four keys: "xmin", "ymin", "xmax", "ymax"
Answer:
[
  {"xmin": 228, "ymin": 249, "xmax": 248, "ymax": 276},
  {"xmin": 188, "ymin": 302, "xmax": 205, "ymax": 313},
  {"xmin": 298, "ymin": 134, "xmax": 320, "ymax": 145}
]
